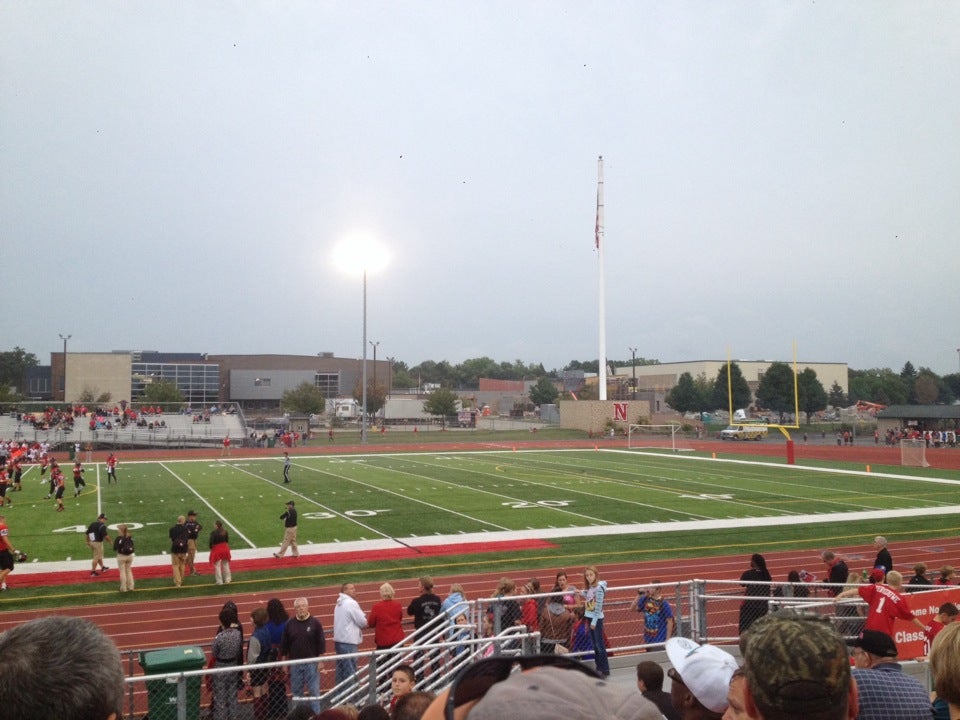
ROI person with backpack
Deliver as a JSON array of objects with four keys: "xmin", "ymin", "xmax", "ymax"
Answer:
[
  {"xmin": 112, "ymin": 524, "xmax": 135, "ymax": 592},
  {"xmin": 247, "ymin": 607, "xmax": 274, "ymax": 720}
]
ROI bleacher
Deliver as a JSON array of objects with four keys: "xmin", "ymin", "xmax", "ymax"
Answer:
[{"xmin": 0, "ymin": 411, "xmax": 246, "ymax": 450}]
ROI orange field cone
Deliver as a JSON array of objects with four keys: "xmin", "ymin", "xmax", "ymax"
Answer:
[{"xmin": 866, "ymin": 465, "xmax": 871, "ymax": 473}]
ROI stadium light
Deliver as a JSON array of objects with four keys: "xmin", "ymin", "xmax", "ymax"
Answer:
[{"xmin": 334, "ymin": 235, "xmax": 389, "ymax": 444}]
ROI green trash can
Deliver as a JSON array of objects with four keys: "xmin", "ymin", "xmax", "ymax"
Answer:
[
  {"xmin": 139, "ymin": 645, "xmax": 206, "ymax": 720},
  {"xmin": 267, "ymin": 437, "xmax": 276, "ymax": 448}
]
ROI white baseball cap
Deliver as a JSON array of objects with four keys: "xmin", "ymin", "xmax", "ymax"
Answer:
[{"xmin": 666, "ymin": 637, "xmax": 739, "ymax": 714}]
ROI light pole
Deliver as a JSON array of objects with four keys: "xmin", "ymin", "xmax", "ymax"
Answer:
[
  {"xmin": 629, "ymin": 346, "xmax": 638, "ymax": 398},
  {"xmin": 386, "ymin": 356, "xmax": 395, "ymax": 399},
  {"xmin": 334, "ymin": 235, "xmax": 389, "ymax": 446},
  {"xmin": 370, "ymin": 341, "xmax": 380, "ymax": 388},
  {"xmin": 59, "ymin": 334, "xmax": 71, "ymax": 400},
  {"xmin": 957, "ymin": 347, "xmax": 960, "ymax": 373}
]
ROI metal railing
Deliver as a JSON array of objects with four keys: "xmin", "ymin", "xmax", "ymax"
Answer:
[{"xmin": 120, "ymin": 579, "xmax": 932, "ymax": 719}]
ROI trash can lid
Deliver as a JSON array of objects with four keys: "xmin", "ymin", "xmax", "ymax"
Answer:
[{"xmin": 139, "ymin": 645, "xmax": 207, "ymax": 673}]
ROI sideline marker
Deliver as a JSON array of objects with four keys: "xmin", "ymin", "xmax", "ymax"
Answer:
[{"xmin": 866, "ymin": 465, "xmax": 871, "ymax": 473}]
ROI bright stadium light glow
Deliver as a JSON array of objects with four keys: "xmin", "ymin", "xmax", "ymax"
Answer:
[
  {"xmin": 333, "ymin": 233, "xmax": 389, "ymax": 276},
  {"xmin": 334, "ymin": 232, "xmax": 389, "ymax": 445}
]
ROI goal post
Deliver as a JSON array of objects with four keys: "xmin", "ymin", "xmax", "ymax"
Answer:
[
  {"xmin": 900, "ymin": 439, "xmax": 930, "ymax": 468},
  {"xmin": 627, "ymin": 423, "xmax": 693, "ymax": 452}
]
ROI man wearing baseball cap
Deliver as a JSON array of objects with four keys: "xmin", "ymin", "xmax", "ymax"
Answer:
[
  {"xmin": 274, "ymin": 500, "xmax": 299, "ymax": 559},
  {"xmin": 849, "ymin": 630, "xmax": 932, "ymax": 720},
  {"xmin": 86, "ymin": 512, "xmax": 110, "ymax": 576},
  {"xmin": 666, "ymin": 637, "xmax": 739, "ymax": 719},
  {"xmin": 740, "ymin": 612, "xmax": 856, "ymax": 720}
]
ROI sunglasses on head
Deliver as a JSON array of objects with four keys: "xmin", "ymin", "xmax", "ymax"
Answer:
[{"xmin": 445, "ymin": 654, "xmax": 601, "ymax": 719}]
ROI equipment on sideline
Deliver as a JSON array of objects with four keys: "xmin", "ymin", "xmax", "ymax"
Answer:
[
  {"xmin": 900, "ymin": 439, "xmax": 929, "ymax": 468},
  {"xmin": 627, "ymin": 423, "xmax": 693, "ymax": 453}
]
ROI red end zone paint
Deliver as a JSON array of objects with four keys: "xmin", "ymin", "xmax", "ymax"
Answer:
[{"xmin": 10, "ymin": 538, "xmax": 558, "ymax": 589}]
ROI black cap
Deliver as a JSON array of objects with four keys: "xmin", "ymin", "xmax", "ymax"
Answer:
[
  {"xmin": 850, "ymin": 630, "xmax": 898, "ymax": 658},
  {"xmin": 187, "ymin": 510, "xmax": 197, "ymax": 516},
  {"xmin": 98, "ymin": 513, "xmax": 106, "ymax": 519},
  {"xmin": 286, "ymin": 500, "xmax": 295, "ymax": 506}
]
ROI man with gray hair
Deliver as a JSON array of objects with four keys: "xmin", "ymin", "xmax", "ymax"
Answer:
[
  {"xmin": 740, "ymin": 612, "xmax": 856, "ymax": 720},
  {"xmin": 0, "ymin": 615, "xmax": 125, "ymax": 720}
]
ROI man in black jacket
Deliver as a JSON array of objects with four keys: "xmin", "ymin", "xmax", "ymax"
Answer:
[{"xmin": 274, "ymin": 500, "xmax": 299, "ymax": 558}]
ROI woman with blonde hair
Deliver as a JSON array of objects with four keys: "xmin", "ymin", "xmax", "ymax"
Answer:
[
  {"xmin": 938, "ymin": 566, "xmax": 956, "ymax": 586},
  {"xmin": 367, "ymin": 582, "xmax": 405, "ymax": 650},
  {"xmin": 929, "ymin": 622, "xmax": 960, "ymax": 720},
  {"xmin": 112, "ymin": 524, "xmax": 135, "ymax": 592},
  {"xmin": 581, "ymin": 565, "xmax": 610, "ymax": 676}
]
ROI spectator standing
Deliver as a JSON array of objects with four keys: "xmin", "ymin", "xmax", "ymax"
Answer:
[
  {"xmin": 184, "ymin": 510, "xmax": 203, "ymax": 576},
  {"xmin": 408, "ymin": 575, "xmax": 443, "ymax": 679},
  {"xmin": 821, "ymin": 550, "xmax": 849, "ymax": 596},
  {"xmin": 582, "ymin": 565, "xmax": 610, "ymax": 677},
  {"xmin": 407, "ymin": 575, "xmax": 443, "ymax": 630},
  {"xmin": 168, "ymin": 515, "xmax": 189, "ymax": 587},
  {"xmin": 333, "ymin": 582, "xmax": 368, "ymax": 686},
  {"xmin": 637, "ymin": 660, "xmax": 681, "ymax": 720},
  {"xmin": 209, "ymin": 519, "xmax": 232, "ymax": 585},
  {"xmin": 280, "ymin": 597, "xmax": 326, "ymax": 714},
  {"xmin": 106, "ymin": 452, "xmax": 118, "ymax": 484},
  {"xmin": 0, "ymin": 616, "xmax": 125, "ymax": 720},
  {"xmin": 636, "ymin": 582, "xmax": 676, "ymax": 644},
  {"xmin": 738, "ymin": 553, "xmax": 771, "ymax": 634},
  {"xmin": 924, "ymin": 602, "xmax": 959, "ymax": 650},
  {"xmin": 850, "ymin": 630, "xmax": 932, "ymax": 720},
  {"xmin": 211, "ymin": 607, "xmax": 244, "ymax": 720},
  {"xmin": 86, "ymin": 512, "xmax": 110, "ymax": 576},
  {"xmin": 367, "ymin": 582, "xmax": 405, "ymax": 650},
  {"xmin": 937, "ymin": 566, "xmax": 956, "ymax": 586},
  {"xmin": 112, "ymin": 523, "xmax": 135, "ymax": 592},
  {"xmin": 907, "ymin": 563, "xmax": 933, "ymax": 591},
  {"xmin": 835, "ymin": 570, "xmax": 925, "ymax": 641},
  {"xmin": 0, "ymin": 513, "xmax": 16, "ymax": 591},
  {"xmin": 247, "ymin": 607, "xmax": 274, "ymax": 720},
  {"xmin": 274, "ymin": 500, "xmax": 299, "ymax": 559},
  {"xmin": 520, "ymin": 578, "xmax": 542, "ymax": 632},
  {"xmin": 265, "ymin": 598, "xmax": 290, "ymax": 719},
  {"xmin": 539, "ymin": 593, "xmax": 574, "ymax": 654},
  {"xmin": 873, "ymin": 536, "xmax": 894, "ymax": 573}
]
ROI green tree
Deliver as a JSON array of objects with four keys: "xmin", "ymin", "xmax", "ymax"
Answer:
[
  {"xmin": 352, "ymin": 381, "xmax": 387, "ymax": 416},
  {"xmin": 666, "ymin": 372, "xmax": 700, "ymax": 415},
  {"xmin": 391, "ymin": 360, "xmax": 414, "ymax": 390},
  {"xmin": 711, "ymin": 362, "xmax": 752, "ymax": 413},
  {"xmin": 942, "ymin": 374, "xmax": 960, "ymax": 404},
  {"xmin": 848, "ymin": 369, "xmax": 908, "ymax": 405},
  {"xmin": 828, "ymin": 381, "xmax": 846, "ymax": 408},
  {"xmin": 283, "ymin": 382, "xmax": 327, "ymax": 415},
  {"xmin": 756, "ymin": 362, "xmax": 796, "ymax": 423},
  {"xmin": 0, "ymin": 347, "xmax": 38, "ymax": 394},
  {"xmin": 422, "ymin": 387, "xmax": 459, "ymax": 428},
  {"xmin": 913, "ymin": 369, "xmax": 940, "ymax": 405},
  {"xmin": 901, "ymin": 361, "xmax": 918, "ymax": 403},
  {"xmin": 529, "ymin": 377, "xmax": 559, "ymax": 406},
  {"xmin": 141, "ymin": 380, "xmax": 183, "ymax": 405},
  {"xmin": 797, "ymin": 368, "xmax": 828, "ymax": 422}
]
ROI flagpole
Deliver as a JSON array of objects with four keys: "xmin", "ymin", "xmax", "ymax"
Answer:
[{"xmin": 596, "ymin": 155, "xmax": 607, "ymax": 401}]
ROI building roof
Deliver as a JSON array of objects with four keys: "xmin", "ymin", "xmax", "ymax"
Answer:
[{"xmin": 876, "ymin": 405, "xmax": 960, "ymax": 420}]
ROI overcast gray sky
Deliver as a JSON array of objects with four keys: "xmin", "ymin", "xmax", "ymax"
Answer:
[{"xmin": 2, "ymin": 2, "xmax": 958, "ymax": 374}]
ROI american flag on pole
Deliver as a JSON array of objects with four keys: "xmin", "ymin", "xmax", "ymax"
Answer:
[{"xmin": 595, "ymin": 187, "xmax": 600, "ymax": 249}]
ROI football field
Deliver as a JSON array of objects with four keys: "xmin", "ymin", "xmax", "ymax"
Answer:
[{"xmin": 14, "ymin": 448, "xmax": 960, "ymax": 563}]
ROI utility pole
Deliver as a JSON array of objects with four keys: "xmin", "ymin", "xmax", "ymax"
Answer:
[
  {"xmin": 629, "ymin": 346, "xmax": 637, "ymax": 397},
  {"xmin": 370, "ymin": 341, "xmax": 379, "ymax": 388}
]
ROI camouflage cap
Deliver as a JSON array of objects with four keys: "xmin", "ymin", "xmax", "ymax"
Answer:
[{"xmin": 743, "ymin": 613, "xmax": 851, "ymax": 715}]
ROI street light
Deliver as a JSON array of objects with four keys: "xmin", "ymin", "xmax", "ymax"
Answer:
[
  {"xmin": 334, "ymin": 235, "xmax": 389, "ymax": 444},
  {"xmin": 629, "ymin": 346, "xmax": 638, "ymax": 397},
  {"xmin": 370, "ymin": 341, "xmax": 380, "ymax": 388},
  {"xmin": 59, "ymin": 334, "xmax": 71, "ymax": 400}
]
